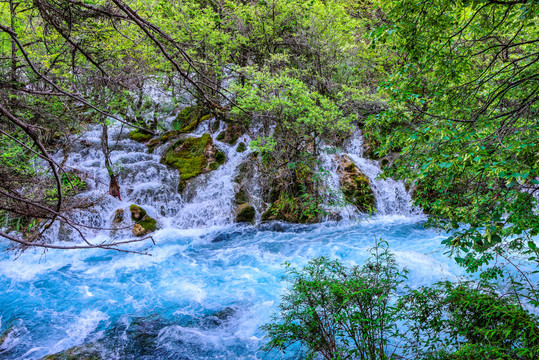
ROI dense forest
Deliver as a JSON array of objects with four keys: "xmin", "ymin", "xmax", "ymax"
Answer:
[{"xmin": 0, "ymin": 0, "xmax": 538, "ymax": 359}]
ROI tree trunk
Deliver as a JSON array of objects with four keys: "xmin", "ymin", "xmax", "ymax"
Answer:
[{"xmin": 100, "ymin": 123, "xmax": 121, "ymax": 200}]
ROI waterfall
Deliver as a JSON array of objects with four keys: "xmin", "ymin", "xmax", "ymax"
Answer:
[{"xmin": 44, "ymin": 119, "xmax": 421, "ymax": 244}]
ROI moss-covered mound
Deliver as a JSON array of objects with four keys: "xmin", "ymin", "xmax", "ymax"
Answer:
[
  {"xmin": 337, "ymin": 155, "xmax": 375, "ymax": 213},
  {"xmin": 128, "ymin": 129, "xmax": 153, "ymax": 143},
  {"xmin": 162, "ymin": 134, "xmax": 225, "ymax": 192},
  {"xmin": 129, "ymin": 204, "xmax": 157, "ymax": 237},
  {"xmin": 172, "ymin": 106, "xmax": 211, "ymax": 133}
]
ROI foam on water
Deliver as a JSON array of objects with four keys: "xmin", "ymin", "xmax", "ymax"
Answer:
[{"xmin": 0, "ymin": 218, "xmax": 460, "ymax": 359}]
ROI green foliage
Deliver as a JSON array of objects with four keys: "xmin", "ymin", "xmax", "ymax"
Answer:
[
  {"xmin": 262, "ymin": 241, "xmax": 405, "ymax": 360},
  {"xmin": 264, "ymin": 242, "xmax": 539, "ymax": 360},
  {"xmin": 60, "ymin": 172, "xmax": 87, "ymax": 197},
  {"xmin": 366, "ymin": 0, "xmax": 539, "ymax": 271},
  {"xmin": 399, "ymin": 281, "xmax": 539, "ymax": 360}
]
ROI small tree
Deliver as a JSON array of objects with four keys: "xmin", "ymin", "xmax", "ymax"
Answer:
[{"xmin": 262, "ymin": 241, "xmax": 406, "ymax": 360}]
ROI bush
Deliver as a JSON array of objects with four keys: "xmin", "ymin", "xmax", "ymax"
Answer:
[
  {"xmin": 263, "ymin": 242, "xmax": 539, "ymax": 360},
  {"xmin": 262, "ymin": 241, "xmax": 406, "ymax": 360}
]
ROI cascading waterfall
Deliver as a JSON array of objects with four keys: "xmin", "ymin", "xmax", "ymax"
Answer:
[{"xmin": 0, "ymin": 111, "xmax": 449, "ymax": 360}]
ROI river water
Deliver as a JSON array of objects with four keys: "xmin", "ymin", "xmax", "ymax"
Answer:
[{"xmin": 0, "ymin": 119, "xmax": 462, "ymax": 359}]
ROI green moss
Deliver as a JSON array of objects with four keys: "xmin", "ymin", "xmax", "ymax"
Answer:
[
  {"xmin": 129, "ymin": 204, "xmax": 158, "ymax": 236},
  {"xmin": 215, "ymin": 150, "xmax": 226, "ymax": 165},
  {"xmin": 211, "ymin": 120, "xmax": 221, "ymax": 132},
  {"xmin": 162, "ymin": 133, "xmax": 226, "ymax": 192},
  {"xmin": 236, "ymin": 142, "xmax": 247, "ymax": 153},
  {"xmin": 129, "ymin": 204, "xmax": 147, "ymax": 221},
  {"xmin": 216, "ymin": 131, "xmax": 225, "ymax": 141},
  {"xmin": 160, "ymin": 131, "xmax": 180, "ymax": 143},
  {"xmin": 163, "ymin": 134, "xmax": 212, "ymax": 181},
  {"xmin": 172, "ymin": 106, "xmax": 210, "ymax": 133},
  {"xmin": 128, "ymin": 130, "xmax": 152, "ymax": 143},
  {"xmin": 138, "ymin": 216, "xmax": 157, "ymax": 231}
]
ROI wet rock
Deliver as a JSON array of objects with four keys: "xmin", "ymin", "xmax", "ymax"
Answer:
[
  {"xmin": 233, "ymin": 156, "xmax": 256, "ymax": 185},
  {"xmin": 202, "ymin": 307, "xmax": 239, "ymax": 329},
  {"xmin": 161, "ymin": 134, "xmax": 225, "ymax": 192},
  {"xmin": 337, "ymin": 155, "xmax": 375, "ymax": 213},
  {"xmin": 216, "ymin": 123, "xmax": 244, "ymax": 145},
  {"xmin": 235, "ymin": 203, "xmax": 255, "ymax": 223},
  {"xmin": 112, "ymin": 209, "xmax": 124, "ymax": 224},
  {"xmin": 234, "ymin": 186, "xmax": 250, "ymax": 206},
  {"xmin": 129, "ymin": 204, "xmax": 157, "ymax": 237}
]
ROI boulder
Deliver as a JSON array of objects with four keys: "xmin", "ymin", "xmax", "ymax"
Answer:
[
  {"xmin": 337, "ymin": 155, "xmax": 375, "ymax": 213},
  {"xmin": 129, "ymin": 205, "xmax": 157, "ymax": 237},
  {"xmin": 234, "ymin": 186, "xmax": 250, "ymax": 206},
  {"xmin": 235, "ymin": 203, "xmax": 255, "ymax": 223},
  {"xmin": 112, "ymin": 209, "xmax": 124, "ymax": 224},
  {"xmin": 41, "ymin": 345, "xmax": 102, "ymax": 360}
]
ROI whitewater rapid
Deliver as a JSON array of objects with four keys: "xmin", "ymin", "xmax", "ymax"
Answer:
[{"xmin": 0, "ymin": 218, "xmax": 461, "ymax": 360}]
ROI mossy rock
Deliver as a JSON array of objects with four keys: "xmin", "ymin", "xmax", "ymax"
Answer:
[
  {"xmin": 129, "ymin": 204, "xmax": 147, "ymax": 221},
  {"xmin": 112, "ymin": 209, "xmax": 124, "ymax": 224},
  {"xmin": 129, "ymin": 204, "xmax": 157, "ymax": 236},
  {"xmin": 163, "ymin": 134, "xmax": 211, "ymax": 187},
  {"xmin": 216, "ymin": 123, "xmax": 244, "ymax": 145},
  {"xmin": 233, "ymin": 156, "xmax": 256, "ymax": 185},
  {"xmin": 235, "ymin": 203, "xmax": 255, "ymax": 223},
  {"xmin": 162, "ymin": 133, "xmax": 225, "ymax": 192},
  {"xmin": 128, "ymin": 130, "xmax": 153, "ymax": 143},
  {"xmin": 337, "ymin": 155, "xmax": 375, "ymax": 213},
  {"xmin": 0, "ymin": 325, "xmax": 12, "ymax": 348},
  {"xmin": 234, "ymin": 186, "xmax": 250, "ymax": 205},
  {"xmin": 172, "ymin": 106, "xmax": 211, "ymax": 133},
  {"xmin": 236, "ymin": 142, "xmax": 247, "ymax": 153}
]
